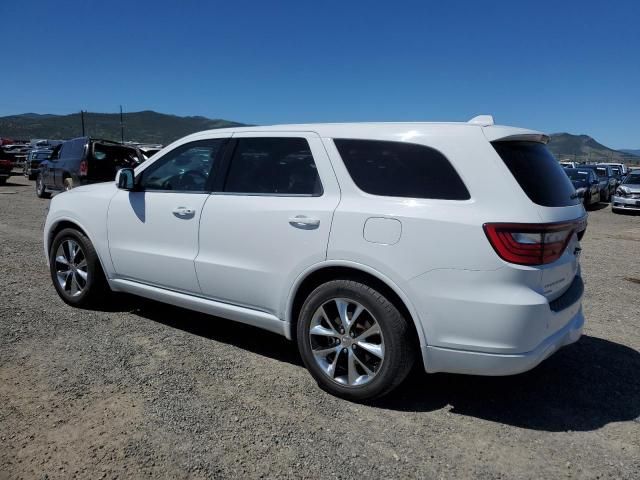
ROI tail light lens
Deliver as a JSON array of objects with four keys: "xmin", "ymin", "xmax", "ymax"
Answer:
[
  {"xmin": 483, "ymin": 217, "xmax": 587, "ymax": 266},
  {"xmin": 79, "ymin": 160, "xmax": 88, "ymax": 176}
]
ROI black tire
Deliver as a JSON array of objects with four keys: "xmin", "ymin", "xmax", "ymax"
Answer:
[
  {"xmin": 36, "ymin": 174, "xmax": 51, "ymax": 198},
  {"xmin": 0, "ymin": 177, "xmax": 6, "ymax": 186},
  {"xmin": 49, "ymin": 228, "xmax": 111, "ymax": 308},
  {"xmin": 297, "ymin": 279, "xmax": 416, "ymax": 401}
]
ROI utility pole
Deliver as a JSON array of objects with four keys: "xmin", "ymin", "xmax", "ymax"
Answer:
[
  {"xmin": 120, "ymin": 105, "xmax": 125, "ymax": 144},
  {"xmin": 81, "ymin": 110, "xmax": 86, "ymax": 136}
]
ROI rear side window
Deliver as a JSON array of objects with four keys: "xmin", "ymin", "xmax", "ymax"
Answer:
[
  {"xmin": 224, "ymin": 138, "xmax": 322, "ymax": 195},
  {"xmin": 492, "ymin": 141, "xmax": 580, "ymax": 207},
  {"xmin": 334, "ymin": 139, "xmax": 470, "ymax": 200}
]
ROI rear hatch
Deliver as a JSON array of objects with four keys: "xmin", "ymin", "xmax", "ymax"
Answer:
[
  {"xmin": 88, "ymin": 142, "xmax": 143, "ymax": 182},
  {"xmin": 486, "ymin": 134, "xmax": 586, "ymax": 302}
]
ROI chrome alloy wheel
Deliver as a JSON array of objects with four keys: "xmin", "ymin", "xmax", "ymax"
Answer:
[
  {"xmin": 55, "ymin": 239, "xmax": 88, "ymax": 297},
  {"xmin": 308, "ymin": 298, "xmax": 385, "ymax": 387}
]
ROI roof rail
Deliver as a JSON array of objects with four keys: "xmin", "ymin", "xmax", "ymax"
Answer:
[{"xmin": 467, "ymin": 115, "xmax": 494, "ymax": 126}]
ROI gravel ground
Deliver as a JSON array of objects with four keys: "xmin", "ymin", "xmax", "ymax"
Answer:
[{"xmin": 1, "ymin": 173, "xmax": 639, "ymax": 479}]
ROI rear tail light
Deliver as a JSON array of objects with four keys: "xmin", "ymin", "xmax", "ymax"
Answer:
[
  {"xmin": 79, "ymin": 160, "xmax": 88, "ymax": 176},
  {"xmin": 483, "ymin": 217, "xmax": 587, "ymax": 266}
]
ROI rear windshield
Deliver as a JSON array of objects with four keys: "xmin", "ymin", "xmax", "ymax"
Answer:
[
  {"xmin": 492, "ymin": 141, "xmax": 580, "ymax": 207},
  {"xmin": 565, "ymin": 169, "xmax": 590, "ymax": 181}
]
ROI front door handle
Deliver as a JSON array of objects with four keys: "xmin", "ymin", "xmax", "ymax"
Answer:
[
  {"xmin": 172, "ymin": 207, "xmax": 195, "ymax": 217},
  {"xmin": 289, "ymin": 215, "xmax": 320, "ymax": 229}
]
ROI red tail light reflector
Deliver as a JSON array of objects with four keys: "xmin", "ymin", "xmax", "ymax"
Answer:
[
  {"xmin": 79, "ymin": 160, "xmax": 88, "ymax": 176},
  {"xmin": 483, "ymin": 217, "xmax": 586, "ymax": 266}
]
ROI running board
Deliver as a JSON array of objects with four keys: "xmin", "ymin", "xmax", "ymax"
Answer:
[{"xmin": 110, "ymin": 279, "xmax": 290, "ymax": 339}]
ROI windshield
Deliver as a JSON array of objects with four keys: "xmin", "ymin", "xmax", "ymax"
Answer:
[
  {"xmin": 595, "ymin": 167, "xmax": 608, "ymax": 177},
  {"xmin": 623, "ymin": 174, "xmax": 640, "ymax": 184}
]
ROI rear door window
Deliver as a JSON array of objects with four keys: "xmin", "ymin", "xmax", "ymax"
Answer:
[
  {"xmin": 223, "ymin": 137, "xmax": 322, "ymax": 195},
  {"xmin": 491, "ymin": 141, "xmax": 580, "ymax": 207},
  {"xmin": 333, "ymin": 139, "xmax": 469, "ymax": 200}
]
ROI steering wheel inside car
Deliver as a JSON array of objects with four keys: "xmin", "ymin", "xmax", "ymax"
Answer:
[{"xmin": 162, "ymin": 170, "xmax": 208, "ymax": 190}]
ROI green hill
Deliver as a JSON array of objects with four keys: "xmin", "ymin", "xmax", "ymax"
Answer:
[
  {"xmin": 547, "ymin": 133, "xmax": 638, "ymax": 163},
  {"xmin": 0, "ymin": 111, "xmax": 244, "ymax": 145}
]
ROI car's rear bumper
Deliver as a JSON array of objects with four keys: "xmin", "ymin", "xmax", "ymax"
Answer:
[
  {"xmin": 423, "ymin": 307, "xmax": 583, "ymax": 375},
  {"xmin": 612, "ymin": 196, "xmax": 640, "ymax": 211},
  {"xmin": 407, "ymin": 264, "xmax": 585, "ymax": 375}
]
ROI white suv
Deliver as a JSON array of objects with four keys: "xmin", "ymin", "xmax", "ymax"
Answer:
[{"xmin": 44, "ymin": 115, "xmax": 587, "ymax": 400}]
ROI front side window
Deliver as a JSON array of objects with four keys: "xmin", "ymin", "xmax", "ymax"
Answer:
[
  {"xmin": 139, "ymin": 139, "xmax": 225, "ymax": 192},
  {"xmin": 223, "ymin": 137, "xmax": 322, "ymax": 195},
  {"xmin": 334, "ymin": 139, "xmax": 470, "ymax": 200}
]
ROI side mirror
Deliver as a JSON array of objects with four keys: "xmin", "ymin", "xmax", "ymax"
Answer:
[
  {"xmin": 591, "ymin": 179, "xmax": 599, "ymax": 185},
  {"xmin": 117, "ymin": 168, "xmax": 136, "ymax": 190}
]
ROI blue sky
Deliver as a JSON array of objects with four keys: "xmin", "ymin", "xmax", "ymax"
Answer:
[{"xmin": 2, "ymin": 0, "xmax": 639, "ymax": 148}]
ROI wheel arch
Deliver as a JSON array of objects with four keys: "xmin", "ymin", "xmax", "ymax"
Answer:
[
  {"xmin": 46, "ymin": 217, "xmax": 112, "ymax": 278},
  {"xmin": 285, "ymin": 262, "xmax": 426, "ymax": 354}
]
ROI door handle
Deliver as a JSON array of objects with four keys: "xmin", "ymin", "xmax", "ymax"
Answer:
[
  {"xmin": 172, "ymin": 207, "xmax": 195, "ymax": 217},
  {"xmin": 289, "ymin": 215, "xmax": 320, "ymax": 229}
]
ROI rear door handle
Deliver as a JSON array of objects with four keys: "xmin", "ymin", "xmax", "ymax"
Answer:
[
  {"xmin": 172, "ymin": 207, "xmax": 195, "ymax": 217},
  {"xmin": 289, "ymin": 215, "xmax": 320, "ymax": 228}
]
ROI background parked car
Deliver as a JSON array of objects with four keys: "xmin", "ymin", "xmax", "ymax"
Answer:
[
  {"xmin": 579, "ymin": 165, "xmax": 617, "ymax": 202},
  {"xmin": 599, "ymin": 164, "xmax": 623, "ymax": 187},
  {"xmin": 612, "ymin": 171, "xmax": 640, "ymax": 213},
  {"xmin": 36, "ymin": 137, "xmax": 144, "ymax": 198},
  {"xmin": 23, "ymin": 148, "xmax": 52, "ymax": 180},
  {"xmin": 560, "ymin": 161, "xmax": 579, "ymax": 168},
  {"xmin": 0, "ymin": 158, "xmax": 12, "ymax": 185},
  {"xmin": 564, "ymin": 168, "xmax": 601, "ymax": 208},
  {"xmin": 597, "ymin": 162, "xmax": 628, "ymax": 176}
]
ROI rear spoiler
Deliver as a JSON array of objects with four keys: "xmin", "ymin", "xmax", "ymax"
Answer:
[{"xmin": 468, "ymin": 115, "xmax": 549, "ymax": 144}]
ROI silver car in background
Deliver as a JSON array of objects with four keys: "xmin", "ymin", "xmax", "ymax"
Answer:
[{"xmin": 612, "ymin": 172, "xmax": 640, "ymax": 213}]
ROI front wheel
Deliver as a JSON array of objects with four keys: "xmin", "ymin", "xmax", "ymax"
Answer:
[
  {"xmin": 297, "ymin": 279, "xmax": 416, "ymax": 401},
  {"xmin": 49, "ymin": 228, "xmax": 111, "ymax": 307}
]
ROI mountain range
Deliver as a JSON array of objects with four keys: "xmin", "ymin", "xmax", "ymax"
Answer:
[
  {"xmin": 0, "ymin": 111, "xmax": 244, "ymax": 145},
  {"xmin": 547, "ymin": 133, "xmax": 637, "ymax": 162},
  {"xmin": 0, "ymin": 111, "xmax": 637, "ymax": 163}
]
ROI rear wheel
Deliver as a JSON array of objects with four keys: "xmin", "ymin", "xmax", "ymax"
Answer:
[
  {"xmin": 49, "ymin": 228, "xmax": 111, "ymax": 307},
  {"xmin": 36, "ymin": 174, "xmax": 50, "ymax": 198},
  {"xmin": 0, "ymin": 177, "xmax": 6, "ymax": 186},
  {"xmin": 297, "ymin": 279, "xmax": 416, "ymax": 401},
  {"xmin": 63, "ymin": 177, "xmax": 74, "ymax": 191}
]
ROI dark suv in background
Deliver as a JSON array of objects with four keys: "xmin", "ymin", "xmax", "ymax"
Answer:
[
  {"xmin": 36, "ymin": 137, "xmax": 144, "ymax": 198},
  {"xmin": 579, "ymin": 164, "xmax": 617, "ymax": 202}
]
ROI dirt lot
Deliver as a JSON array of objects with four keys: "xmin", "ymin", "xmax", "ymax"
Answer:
[{"xmin": 1, "ymin": 173, "xmax": 638, "ymax": 479}]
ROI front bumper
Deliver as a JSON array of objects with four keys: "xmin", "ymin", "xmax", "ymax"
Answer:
[{"xmin": 612, "ymin": 195, "xmax": 640, "ymax": 211}]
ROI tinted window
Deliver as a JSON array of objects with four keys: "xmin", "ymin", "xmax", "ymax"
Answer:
[
  {"xmin": 61, "ymin": 139, "xmax": 86, "ymax": 159},
  {"xmin": 623, "ymin": 174, "xmax": 640, "ymax": 184},
  {"xmin": 140, "ymin": 139, "xmax": 225, "ymax": 192},
  {"xmin": 595, "ymin": 167, "xmax": 608, "ymax": 177},
  {"xmin": 565, "ymin": 169, "xmax": 590, "ymax": 181},
  {"xmin": 492, "ymin": 141, "xmax": 579, "ymax": 207},
  {"xmin": 224, "ymin": 138, "xmax": 322, "ymax": 195},
  {"xmin": 334, "ymin": 139, "xmax": 469, "ymax": 200}
]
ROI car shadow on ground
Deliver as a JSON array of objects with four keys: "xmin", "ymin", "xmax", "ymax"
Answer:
[
  {"xmin": 587, "ymin": 202, "xmax": 610, "ymax": 211},
  {"xmin": 1, "ymin": 181, "xmax": 28, "ymax": 187},
  {"xmin": 110, "ymin": 295, "xmax": 640, "ymax": 432}
]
